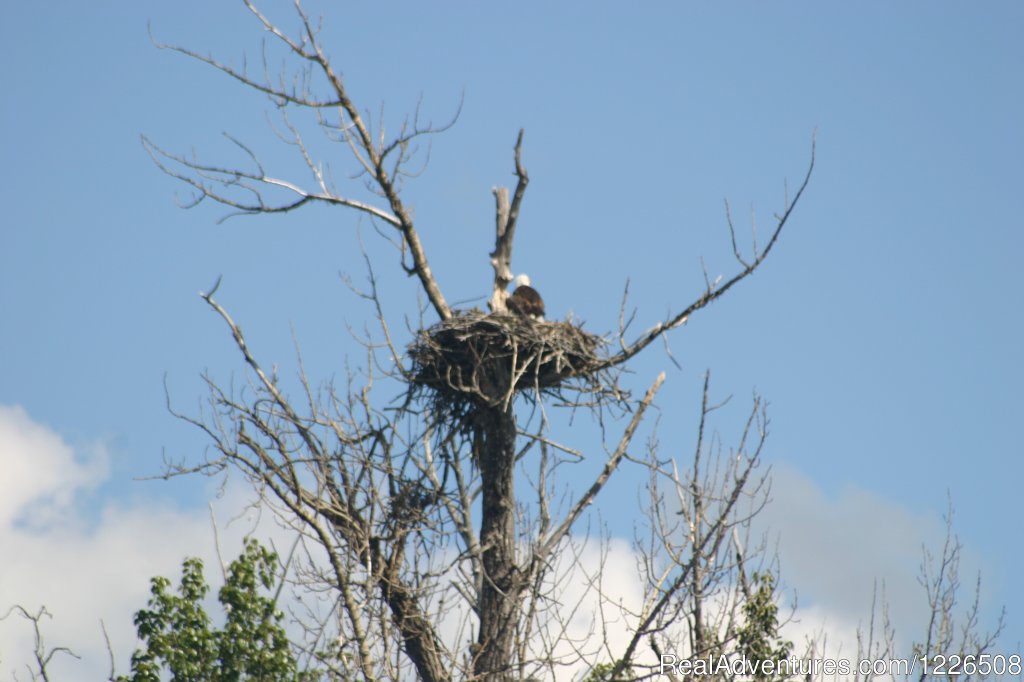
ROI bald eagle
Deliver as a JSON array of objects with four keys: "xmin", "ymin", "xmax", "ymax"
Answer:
[{"xmin": 506, "ymin": 274, "xmax": 545, "ymax": 321}]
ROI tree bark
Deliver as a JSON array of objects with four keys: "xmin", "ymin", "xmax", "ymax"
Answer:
[{"xmin": 473, "ymin": 404, "xmax": 519, "ymax": 681}]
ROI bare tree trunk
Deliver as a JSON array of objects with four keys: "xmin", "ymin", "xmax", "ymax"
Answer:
[{"xmin": 473, "ymin": 405, "xmax": 519, "ymax": 681}]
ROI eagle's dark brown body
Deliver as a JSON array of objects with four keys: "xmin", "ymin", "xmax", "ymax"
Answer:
[{"xmin": 507, "ymin": 284, "xmax": 545, "ymax": 320}]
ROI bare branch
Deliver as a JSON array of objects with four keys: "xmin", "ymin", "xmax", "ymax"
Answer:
[
  {"xmin": 141, "ymin": 134, "xmax": 402, "ymax": 226},
  {"xmin": 148, "ymin": 2, "xmax": 453, "ymax": 319},
  {"xmin": 536, "ymin": 371, "xmax": 664, "ymax": 560},
  {"xmin": 149, "ymin": 22, "xmax": 340, "ymax": 108},
  {"xmin": 288, "ymin": 2, "xmax": 451, "ymax": 319},
  {"xmin": 1, "ymin": 605, "xmax": 80, "ymax": 682},
  {"xmin": 489, "ymin": 130, "xmax": 530, "ymax": 314},
  {"xmin": 598, "ymin": 134, "xmax": 816, "ymax": 370}
]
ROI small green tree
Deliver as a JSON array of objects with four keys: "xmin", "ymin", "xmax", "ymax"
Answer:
[{"xmin": 118, "ymin": 538, "xmax": 309, "ymax": 682}]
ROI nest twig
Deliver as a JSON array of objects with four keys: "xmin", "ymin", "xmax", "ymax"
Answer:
[{"xmin": 408, "ymin": 310, "xmax": 605, "ymax": 415}]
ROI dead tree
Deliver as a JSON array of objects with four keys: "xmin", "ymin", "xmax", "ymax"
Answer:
[{"xmin": 146, "ymin": 2, "xmax": 815, "ymax": 681}]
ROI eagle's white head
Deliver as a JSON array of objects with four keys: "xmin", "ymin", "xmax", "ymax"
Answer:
[{"xmin": 513, "ymin": 273, "xmax": 531, "ymax": 289}]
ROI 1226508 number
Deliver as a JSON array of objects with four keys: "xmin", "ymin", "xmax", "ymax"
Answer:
[{"xmin": 919, "ymin": 654, "xmax": 1021, "ymax": 676}]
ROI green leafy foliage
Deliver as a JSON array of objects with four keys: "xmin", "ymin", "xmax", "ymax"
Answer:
[
  {"xmin": 737, "ymin": 571, "xmax": 793, "ymax": 682},
  {"xmin": 118, "ymin": 538, "xmax": 312, "ymax": 682},
  {"xmin": 582, "ymin": 661, "xmax": 635, "ymax": 682}
]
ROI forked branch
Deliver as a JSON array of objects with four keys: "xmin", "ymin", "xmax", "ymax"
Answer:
[
  {"xmin": 148, "ymin": 0, "xmax": 452, "ymax": 320},
  {"xmin": 489, "ymin": 129, "xmax": 530, "ymax": 313},
  {"xmin": 141, "ymin": 135, "xmax": 403, "ymax": 227},
  {"xmin": 0, "ymin": 605, "xmax": 79, "ymax": 682},
  {"xmin": 599, "ymin": 135, "xmax": 816, "ymax": 370}
]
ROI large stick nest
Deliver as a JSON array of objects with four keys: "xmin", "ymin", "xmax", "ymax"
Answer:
[{"xmin": 408, "ymin": 310, "xmax": 604, "ymax": 411}]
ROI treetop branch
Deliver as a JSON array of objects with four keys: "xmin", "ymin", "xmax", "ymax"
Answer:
[
  {"xmin": 489, "ymin": 130, "xmax": 529, "ymax": 314},
  {"xmin": 148, "ymin": 1, "xmax": 453, "ymax": 321},
  {"xmin": 598, "ymin": 134, "xmax": 816, "ymax": 371}
]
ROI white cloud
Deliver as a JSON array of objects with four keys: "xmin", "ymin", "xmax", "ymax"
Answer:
[
  {"xmin": 0, "ymin": 405, "xmax": 108, "ymax": 530},
  {"xmin": 757, "ymin": 464, "xmax": 991, "ymax": 665},
  {"xmin": 0, "ymin": 404, "xmax": 262, "ymax": 681}
]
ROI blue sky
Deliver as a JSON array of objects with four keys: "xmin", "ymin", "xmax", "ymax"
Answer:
[{"xmin": 2, "ymin": 1, "xmax": 1022, "ymax": 677}]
